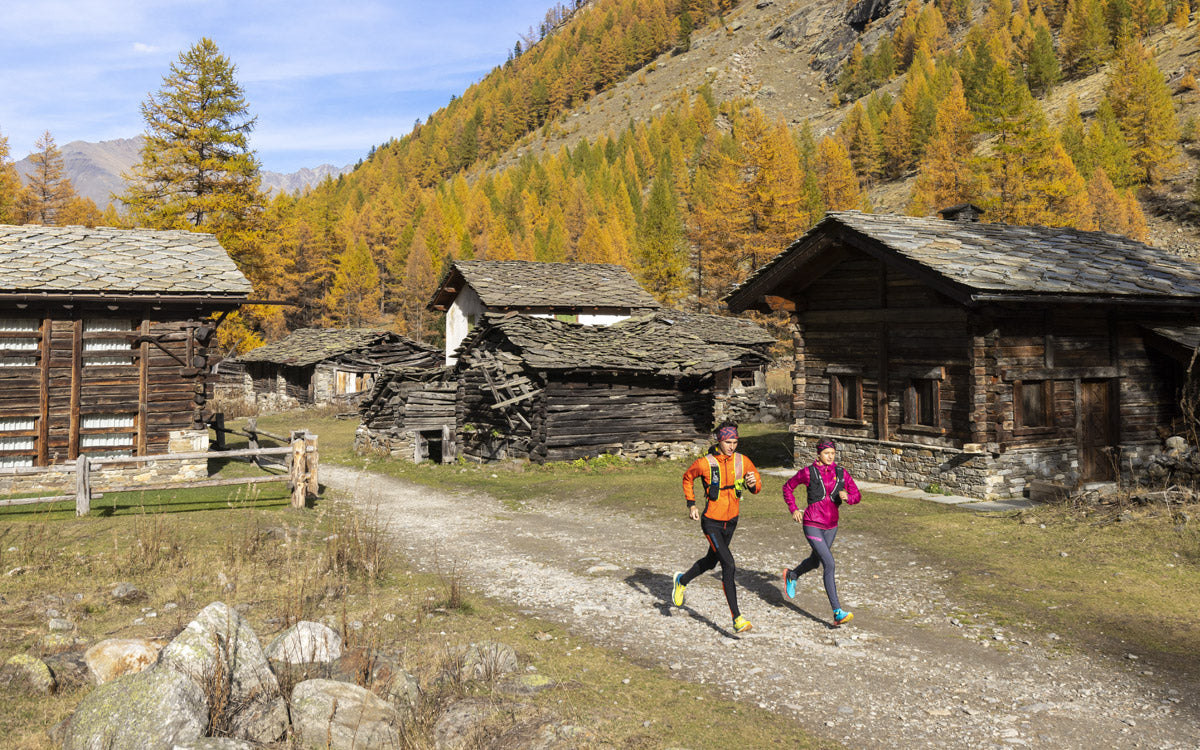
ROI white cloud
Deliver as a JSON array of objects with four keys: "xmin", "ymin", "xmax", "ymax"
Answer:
[{"xmin": 131, "ymin": 42, "xmax": 159, "ymax": 54}]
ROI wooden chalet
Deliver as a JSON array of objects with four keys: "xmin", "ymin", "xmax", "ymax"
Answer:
[
  {"xmin": 450, "ymin": 312, "xmax": 770, "ymax": 463},
  {"xmin": 0, "ymin": 225, "xmax": 250, "ymax": 474},
  {"xmin": 725, "ymin": 209, "xmax": 1200, "ymax": 499},
  {"xmin": 612, "ymin": 310, "xmax": 778, "ymax": 422},
  {"xmin": 428, "ymin": 260, "xmax": 661, "ymax": 365},
  {"xmin": 221, "ymin": 328, "xmax": 440, "ymax": 410}
]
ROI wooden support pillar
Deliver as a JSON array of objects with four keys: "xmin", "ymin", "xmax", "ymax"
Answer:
[
  {"xmin": 69, "ymin": 318, "xmax": 82, "ymax": 459},
  {"xmin": 304, "ymin": 431, "xmax": 319, "ymax": 498},
  {"xmin": 290, "ymin": 431, "xmax": 305, "ymax": 509},
  {"xmin": 75, "ymin": 455, "xmax": 90, "ymax": 516},
  {"xmin": 791, "ymin": 317, "xmax": 806, "ymax": 428},
  {"xmin": 442, "ymin": 423, "xmax": 457, "ymax": 464}
]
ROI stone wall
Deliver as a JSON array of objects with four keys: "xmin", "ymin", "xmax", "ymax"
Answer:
[
  {"xmin": 794, "ymin": 431, "xmax": 1168, "ymax": 500},
  {"xmin": 355, "ymin": 426, "xmax": 417, "ymax": 461},
  {"xmin": 0, "ymin": 430, "xmax": 210, "ymax": 497}
]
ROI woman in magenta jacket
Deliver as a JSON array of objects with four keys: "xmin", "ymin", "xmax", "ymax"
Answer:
[{"xmin": 781, "ymin": 438, "xmax": 861, "ymax": 626}]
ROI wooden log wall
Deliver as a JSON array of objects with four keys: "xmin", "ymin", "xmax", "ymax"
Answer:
[
  {"xmin": 537, "ymin": 374, "xmax": 712, "ymax": 463},
  {"xmin": 0, "ymin": 306, "xmax": 212, "ymax": 467}
]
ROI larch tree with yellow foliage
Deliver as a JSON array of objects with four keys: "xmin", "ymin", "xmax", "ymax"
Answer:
[
  {"xmin": 324, "ymin": 239, "xmax": 383, "ymax": 327},
  {"xmin": 908, "ymin": 74, "xmax": 977, "ymax": 215},
  {"xmin": 815, "ymin": 137, "xmax": 867, "ymax": 211},
  {"xmin": 1104, "ymin": 37, "xmax": 1180, "ymax": 185}
]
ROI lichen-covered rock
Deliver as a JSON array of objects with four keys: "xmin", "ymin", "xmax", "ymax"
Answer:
[
  {"xmin": 433, "ymin": 698, "xmax": 531, "ymax": 750},
  {"xmin": 85, "ymin": 638, "xmax": 161, "ymax": 684},
  {"xmin": 265, "ymin": 620, "xmax": 342, "ymax": 664},
  {"xmin": 62, "ymin": 666, "xmax": 207, "ymax": 750},
  {"xmin": 290, "ymin": 678, "xmax": 401, "ymax": 749},
  {"xmin": 109, "ymin": 582, "xmax": 145, "ymax": 603},
  {"xmin": 0, "ymin": 653, "xmax": 56, "ymax": 695},
  {"xmin": 170, "ymin": 739, "xmax": 254, "ymax": 749},
  {"xmin": 44, "ymin": 651, "xmax": 90, "ymax": 691},
  {"xmin": 158, "ymin": 601, "xmax": 287, "ymax": 744}
]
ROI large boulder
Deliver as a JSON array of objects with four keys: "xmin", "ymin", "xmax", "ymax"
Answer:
[
  {"xmin": 290, "ymin": 678, "xmax": 402, "ymax": 749},
  {"xmin": 84, "ymin": 638, "xmax": 161, "ymax": 685},
  {"xmin": 62, "ymin": 666, "xmax": 207, "ymax": 750},
  {"xmin": 265, "ymin": 620, "xmax": 343, "ymax": 664},
  {"xmin": 158, "ymin": 601, "xmax": 287, "ymax": 744},
  {"xmin": 0, "ymin": 653, "xmax": 56, "ymax": 695}
]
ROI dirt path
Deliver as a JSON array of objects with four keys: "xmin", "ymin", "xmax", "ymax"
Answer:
[{"xmin": 323, "ymin": 465, "xmax": 1199, "ymax": 749}]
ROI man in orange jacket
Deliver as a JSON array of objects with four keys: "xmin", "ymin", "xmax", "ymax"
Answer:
[{"xmin": 671, "ymin": 421, "xmax": 762, "ymax": 634}]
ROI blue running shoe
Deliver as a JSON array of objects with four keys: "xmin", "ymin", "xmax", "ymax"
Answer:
[
  {"xmin": 782, "ymin": 568, "xmax": 796, "ymax": 599},
  {"xmin": 833, "ymin": 608, "xmax": 854, "ymax": 626}
]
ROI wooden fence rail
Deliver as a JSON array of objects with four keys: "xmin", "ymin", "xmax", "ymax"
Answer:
[{"xmin": 0, "ymin": 432, "xmax": 318, "ymax": 517}]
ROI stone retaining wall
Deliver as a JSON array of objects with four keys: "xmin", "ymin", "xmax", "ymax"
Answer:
[
  {"xmin": 0, "ymin": 430, "xmax": 210, "ymax": 497},
  {"xmin": 794, "ymin": 432, "xmax": 1168, "ymax": 500}
]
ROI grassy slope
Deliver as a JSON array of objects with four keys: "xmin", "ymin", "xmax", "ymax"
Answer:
[{"xmin": 0, "ymin": 414, "xmax": 828, "ymax": 749}]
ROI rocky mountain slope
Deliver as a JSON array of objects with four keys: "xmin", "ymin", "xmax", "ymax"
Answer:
[
  {"xmin": 503, "ymin": 0, "xmax": 1200, "ymax": 256},
  {"xmin": 13, "ymin": 137, "xmax": 351, "ymax": 207}
]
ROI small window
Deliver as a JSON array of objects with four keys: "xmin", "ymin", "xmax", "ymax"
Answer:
[
  {"xmin": 1015, "ymin": 380, "xmax": 1052, "ymax": 430},
  {"xmin": 0, "ymin": 417, "xmax": 36, "ymax": 468},
  {"xmin": 907, "ymin": 378, "xmax": 940, "ymax": 427},
  {"xmin": 80, "ymin": 413, "xmax": 135, "ymax": 457},
  {"xmin": 554, "ymin": 314, "xmax": 579, "ymax": 324},
  {"xmin": 83, "ymin": 319, "xmax": 135, "ymax": 366},
  {"xmin": 831, "ymin": 373, "xmax": 862, "ymax": 421},
  {"xmin": 0, "ymin": 318, "xmax": 39, "ymax": 368}
]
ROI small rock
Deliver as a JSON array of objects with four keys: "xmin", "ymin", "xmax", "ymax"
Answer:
[
  {"xmin": 266, "ymin": 621, "xmax": 342, "ymax": 665},
  {"xmin": 48, "ymin": 618, "xmax": 75, "ymax": 632},
  {"xmin": 43, "ymin": 651, "xmax": 89, "ymax": 691},
  {"xmin": 85, "ymin": 638, "xmax": 161, "ymax": 684},
  {"xmin": 291, "ymin": 679, "xmax": 401, "ymax": 749},
  {"xmin": 109, "ymin": 582, "xmax": 144, "ymax": 603}
]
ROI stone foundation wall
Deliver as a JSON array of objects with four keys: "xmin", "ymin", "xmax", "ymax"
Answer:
[
  {"xmin": 355, "ymin": 426, "xmax": 417, "ymax": 461},
  {"xmin": 0, "ymin": 430, "xmax": 210, "ymax": 497},
  {"xmin": 794, "ymin": 432, "xmax": 1167, "ymax": 500}
]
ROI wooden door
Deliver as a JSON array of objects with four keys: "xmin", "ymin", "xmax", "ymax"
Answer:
[{"xmin": 1079, "ymin": 379, "xmax": 1116, "ymax": 481}]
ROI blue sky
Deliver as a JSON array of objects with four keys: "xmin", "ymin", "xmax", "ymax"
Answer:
[{"xmin": 1, "ymin": 0, "xmax": 554, "ymax": 173}]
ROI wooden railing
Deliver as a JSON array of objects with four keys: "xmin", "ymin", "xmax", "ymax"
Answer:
[{"xmin": 0, "ymin": 431, "xmax": 318, "ymax": 516}]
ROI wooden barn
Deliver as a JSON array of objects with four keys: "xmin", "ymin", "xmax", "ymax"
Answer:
[
  {"xmin": 0, "ymin": 224, "xmax": 250, "ymax": 476},
  {"xmin": 724, "ymin": 208, "xmax": 1200, "ymax": 499},
  {"xmin": 220, "ymin": 328, "xmax": 441, "ymax": 411},
  {"xmin": 428, "ymin": 260, "xmax": 661, "ymax": 364},
  {"xmin": 613, "ymin": 310, "xmax": 778, "ymax": 423},
  {"xmin": 450, "ymin": 312, "xmax": 770, "ymax": 463},
  {"xmin": 355, "ymin": 365, "xmax": 456, "ymax": 462}
]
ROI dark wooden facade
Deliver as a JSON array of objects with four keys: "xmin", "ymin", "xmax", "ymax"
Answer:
[
  {"xmin": 727, "ymin": 211, "xmax": 1200, "ymax": 498},
  {"xmin": 0, "ymin": 225, "xmax": 251, "ymax": 469},
  {"xmin": 452, "ymin": 313, "xmax": 766, "ymax": 463}
]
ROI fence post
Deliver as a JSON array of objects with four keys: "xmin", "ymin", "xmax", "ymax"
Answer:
[
  {"xmin": 290, "ymin": 432, "xmax": 305, "ymax": 509},
  {"xmin": 442, "ymin": 424, "xmax": 456, "ymax": 464},
  {"xmin": 75, "ymin": 455, "xmax": 91, "ymax": 516},
  {"xmin": 248, "ymin": 417, "xmax": 261, "ymax": 469},
  {"xmin": 304, "ymin": 431, "xmax": 319, "ymax": 498},
  {"xmin": 211, "ymin": 412, "xmax": 226, "ymax": 451}
]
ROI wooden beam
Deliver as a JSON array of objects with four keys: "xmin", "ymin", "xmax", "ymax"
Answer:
[
  {"xmin": 38, "ymin": 316, "xmax": 50, "ymax": 466},
  {"xmin": 137, "ymin": 319, "xmax": 148, "ymax": 456},
  {"xmin": 69, "ymin": 318, "xmax": 82, "ymax": 460}
]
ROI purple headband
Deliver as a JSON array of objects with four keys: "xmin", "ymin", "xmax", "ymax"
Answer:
[
  {"xmin": 816, "ymin": 439, "xmax": 836, "ymax": 452},
  {"xmin": 717, "ymin": 425, "xmax": 739, "ymax": 441}
]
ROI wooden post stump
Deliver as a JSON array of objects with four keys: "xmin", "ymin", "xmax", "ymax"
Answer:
[
  {"xmin": 290, "ymin": 431, "xmax": 305, "ymax": 509},
  {"xmin": 304, "ymin": 431, "xmax": 319, "ymax": 498},
  {"xmin": 75, "ymin": 455, "xmax": 91, "ymax": 516}
]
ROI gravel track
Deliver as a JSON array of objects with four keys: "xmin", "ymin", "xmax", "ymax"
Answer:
[{"xmin": 323, "ymin": 464, "xmax": 1200, "ymax": 749}]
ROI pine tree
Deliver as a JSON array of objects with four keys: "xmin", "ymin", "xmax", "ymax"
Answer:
[
  {"xmin": 1024, "ymin": 19, "xmax": 1061, "ymax": 96},
  {"xmin": 815, "ymin": 137, "xmax": 866, "ymax": 211},
  {"xmin": 908, "ymin": 74, "xmax": 977, "ymax": 214},
  {"xmin": 324, "ymin": 239, "xmax": 383, "ymax": 327},
  {"xmin": 1081, "ymin": 99, "xmax": 1138, "ymax": 186},
  {"xmin": 1062, "ymin": 0, "xmax": 1113, "ymax": 73},
  {"xmin": 0, "ymin": 129, "xmax": 25, "ymax": 224},
  {"xmin": 638, "ymin": 170, "xmax": 687, "ymax": 305},
  {"xmin": 839, "ymin": 102, "xmax": 882, "ymax": 182},
  {"xmin": 120, "ymin": 38, "xmax": 266, "ymax": 250},
  {"xmin": 1105, "ymin": 36, "xmax": 1180, "ymax": 184},
  {"xmin": 22, "ymin": 131, "xmax": 76, "ymax": 225}
]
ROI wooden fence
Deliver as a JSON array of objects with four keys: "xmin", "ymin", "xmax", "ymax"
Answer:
[{"xmin": 0, "ymin": 431, "xmax": 318, "ymax": 517}]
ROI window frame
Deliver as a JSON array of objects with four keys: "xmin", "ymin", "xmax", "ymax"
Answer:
[
  {"xmin": 1013, "ymin": 378, "xmax": 1054, "ymax": 434},
  {"xmin": 825, "ymin": 365, "xmax": 866, "ymax": 426},
  {"xmin": 900, "ymin": 366, "xmax": 946, "ymax": 436}
]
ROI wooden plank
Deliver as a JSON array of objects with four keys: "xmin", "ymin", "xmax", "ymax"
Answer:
[{"xmin": 70, "ymin": 318, "xmax": 81, "ymax": 459}]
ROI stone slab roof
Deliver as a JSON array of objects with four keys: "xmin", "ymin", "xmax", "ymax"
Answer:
[
  {"xmin": 459, "ymin": 312, "xmax": 767, "ymax": 377},
  {"xmin": 0, "ymin": 224, "xmax": 252, "ymax": 295},
  {"xmin": 727, "ymin": 211, "xmax": 1200, "ymax": 310},
  {"xmin": 617, "ymin": 310, "xmax": 775, "ymax": 348},
  {"xmin": 237, "ymin": 328, "xmax": 410, "ymax": 367},
  {"xmin": 429, "ymin": 260, "xmax": 661, "ymax": 311}
]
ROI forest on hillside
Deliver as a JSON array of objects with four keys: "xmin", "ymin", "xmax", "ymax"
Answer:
[{"xmin": 0, "ymin": 0, "xmax": 1193, "ymax": 354}]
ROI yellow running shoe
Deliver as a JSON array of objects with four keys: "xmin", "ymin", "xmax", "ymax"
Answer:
[
  {"xmin": 833, "ymin": 608, "xmax": 854, "ymax": 626},
  {"xmin": 672, "ymin": 572, "xmax": 686, "ymax": 607},
  {"xmin": 733, "ymin": 615, "xmax": 753, "ymax": 634}
]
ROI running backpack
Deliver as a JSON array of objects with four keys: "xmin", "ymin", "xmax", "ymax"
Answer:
[{"xmin": 704, "ymin": 452, "xmax": 745, "ymax": 503}]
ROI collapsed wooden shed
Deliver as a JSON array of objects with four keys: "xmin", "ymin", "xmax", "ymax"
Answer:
[
  {"xmin": 451, "ymin": 312, "xmax": 770, "ymax": 463},
  {"xmin": 725, "ymin": 209, "xmax": 1200, "ymax": 499},
  {"xmin": 0, "ymin": 225, "xmax": 250, "ymax": 487},
  {"xmin": 356, "ymin": 365, "xmax": 456, "ymax": 462},
  {"xmin": 219, "ymin": 328, "xmax": 440, "ymax": 411}
]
